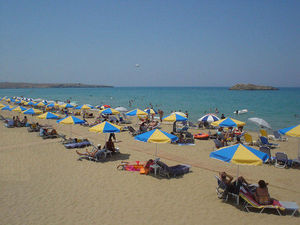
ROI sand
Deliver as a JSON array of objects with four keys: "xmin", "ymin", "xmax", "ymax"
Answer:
[{"xmin": 0, "ymin": 110, "xmax": 299, "ymax": 225}]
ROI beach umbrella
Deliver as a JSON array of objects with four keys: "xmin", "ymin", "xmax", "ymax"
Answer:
[
  {"xmin": 162, "ymin": 113, "xmax": 187, "ymax": 122},
  {"xmin": 278, "ymin": 124, "xmax": 300, "ymax": 137},
  {"xmin": 144, "ymin": 108, "xmax": 158, "ymax": 115},
  {"xmin": 75, "ymin": 104, "xmax": 94, "ymax": 110},
  {"xmin": 56, "ymin": 116, "xmax": 85, "ymax": 125},
  {"xmin": 38, "ymin": 112, "xmax": 62, "ymax": 119},
  {"xmin": 1, "ymin": 105, "xmax": 12, "ymax": 111},
  {"xmin": 10, "ymin": 106, "xmax": 27, "ymax": 112},
  {"xmin": 126, "ymin": 108, "xmax": 148, "ymax": 116},
  {"xmin": 210, "ymin": 144, "xmax": 269, "ymax": 183},
  {"xmin": 25, "ymin": 101, "xmax": 36, "ymax": 106},
  {"xmin": 198, "ymin": 113, "xmax": 220, "ymax": 123},
  {"xmin": 172, "ymin": 112, "xmax": 187, "ymax": 117},
  {"xmin": 22, "ymin": 108, "xmax": 43, "ymax": 115},
  {"xmin": 134, "ymin": 129, "xmax": 178, "ymax": 156},
  {"xmin": 248, "ymin": 117, "xmax": 272, "ymax": 129},
  {"xmin": 115, "ymin": 106, "xmax": 128, "ymax": 112},
  {"xmin": 59, "ymin": 103, "xmax": 75, "ymax": 109},
  {"xmin": 0, "ymin": 103, "xmax": 6, "ymax": 108},
  {"xmin": 89, "ymin": 121, "xmax": 122, "ymax": 133},
  {"xmin": 211, "ymin": 117, "xmax": 245, "ymax": 127},
  {"xmin": 57, "ymin": 116, "xmax": 85, "ymax": 137},
  {"xmin": 46, "ymin": 103, "xmax": 59, "ymax": 108},
  {"xmin": 100, "ymin": 108, "xmax": 120, "ymax": 115},
  {"xmin": 35, "ymin": 102, "xmax": 47, "ymax": 107}
]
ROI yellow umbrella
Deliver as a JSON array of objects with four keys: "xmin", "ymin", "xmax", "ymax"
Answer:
[
  {"xmin": 211, "ymin": 117, "xmax": 246, "ymax": 127},
  {"xmin": 89, "ymin": 121, "xmax": 122, "ymax": 133},
  {"xmin": 0, "ymin": 103, "xmax": 6, "ymax": 108}
]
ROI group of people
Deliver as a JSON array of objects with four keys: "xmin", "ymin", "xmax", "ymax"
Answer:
[
  {"xmin": 12, "ymin": 116, "xmax": 27, "ymax": 127},
  {"xmin": 219, "ymin": 172, "xmax": 274, "ymax": 205},
  {"xmin": 213, "ymin": 126, "xmax": 244, "ymax": 147},
  {"xmin": 139, "ymin": 120, "xmax": 160, "ymax": 133}
]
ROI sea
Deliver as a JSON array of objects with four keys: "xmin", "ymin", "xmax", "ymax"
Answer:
[{"xmin": 1, "ymin": 87, "xmax": 299, "ymax": 131}]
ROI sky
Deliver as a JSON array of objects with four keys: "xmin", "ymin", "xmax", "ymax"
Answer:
[{"xmin": 0, "ymin": 0, "xmax": 299, "ymax": 87}]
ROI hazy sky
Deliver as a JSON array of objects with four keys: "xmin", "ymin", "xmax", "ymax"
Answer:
[{"xmin": 0, "ymin": 0, "xmax": 299, "ymax": 87}]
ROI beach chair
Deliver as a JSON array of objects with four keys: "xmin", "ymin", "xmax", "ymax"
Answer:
[
  {"xmin": 275, "ymin": 152, "xmax": 288, "ymax": 168},
  {"xmin": 272, "ymin": 131, "xmax": 288, "ymax": 142},
  {"xmin": 128, "ymin": 126, "xmax": 139, "ymax": 136},
  {"xmin": 213, "ymin": 139, "xmax": 223, "ymax": 149},
  {"xmin": 239, "ymin": 188, "xmax": 299, "ymax": 216},
  {"xmin": 259, "ymin": 147, "xmax": 273, "ymax": 164},
  {"xmin": 259, "ymin": 129, "xmax": 268, "ymax": 137},
  {"xmin": 259, "ymin": 136, "xmax": 279, "ymax": 149},
  {"xmin": 215, "ymin": 176, "xmax": 240, "ymax": 205},
  {"xmin": 4, "ymin": 120, "xmax": 15, "ymax": 128},
  {"xmin": 185, "ymin": 132, "xmax": 195, "ymax": 144},
  {"xmin": 244, "ymin": 133, "xmax": 257, "ymax": 146},
  {"xmin": 155, "ymin": 160, "xmax": 191, "ymax": 178},
  {"xmin": 176, "ymin": 125, "xmax": 189, "ymax": 133}
]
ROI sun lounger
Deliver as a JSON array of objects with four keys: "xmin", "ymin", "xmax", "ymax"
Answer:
[
  {"xmin": 239, "ymin": 188, "xmax": 299, "ymax": 216},
  {"xmin": 259, "ymin": 136, "xmax": 279, "ymax": 149},
  {"xmin": 155, "ymin": 160, "xmax": 191, "ymax": 178},
  {"xmin": 213, "ymin": 139, "xmax": 223, "ymax": 149},
  {"xmin": 4, "ymin": 120, "xmax": 14, "ymax": 128},
  {"xmin": 64, "ymin": 140, "xmax": 91, "ymax": 149},
  {"xmin": 215, "ymin": 176, "xmax": 240, "ymax": 205},
  {"xmin": 128, "ymin": 126, "xmax": 140, "ymax": 136},
  {"xmin": 244, "ymin": 133, "xmax": 258, "ymax": 146},
  {"xmin": 259, "ymin": 147, "xmax": 274, "ymax": 164},
  {"xmin": 272, "ymin": 131, "xmax": 288, "ymax": 142},
  {"xmin": 77, "ymin": 147, "xmax": 112, "ymax": 162},
  {"xmin": 275, "ymin": 152, "xmax": 288, "ymax": 168}
]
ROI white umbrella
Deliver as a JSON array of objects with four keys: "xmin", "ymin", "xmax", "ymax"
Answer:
[
  {"xmin": 115, "ymin": 106, "xmax": 128, "ymax": 112},
  {"xmin": 248, "ymin": 117, "xmax": 272, "ymax": 129},
  {"xmin": 198, "ymin": 114, "xmax": 220, "ymax": 123}
]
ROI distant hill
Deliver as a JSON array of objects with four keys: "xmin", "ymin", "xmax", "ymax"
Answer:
[
  {"xmin": 229, "ymin": 83, "xmax": 279, "ymax": 90},
  {"xmin": 0, "ymin": 82, "xmax": 113, "ymax": 89}
]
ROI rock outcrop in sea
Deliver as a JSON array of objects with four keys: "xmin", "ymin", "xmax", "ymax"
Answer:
[{"xmin": 229, "ymin": 84, "xmax": 279, "ymax": 90}]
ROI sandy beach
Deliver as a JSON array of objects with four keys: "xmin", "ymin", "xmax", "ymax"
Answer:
[{"xmin": 0, "ymin": 110, "xmax": 299, "ymax": 225}]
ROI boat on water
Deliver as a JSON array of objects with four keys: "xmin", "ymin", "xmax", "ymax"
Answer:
[{"xmin": 233, "ymin": 109, "xmax": 248, "ymax": 114}]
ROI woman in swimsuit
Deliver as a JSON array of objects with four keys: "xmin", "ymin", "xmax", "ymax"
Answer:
[{"xmin": 254, "ymin": 180, "xmax": 273, "ymax": 205}]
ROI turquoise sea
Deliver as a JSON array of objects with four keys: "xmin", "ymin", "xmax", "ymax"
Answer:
[{"xmin": 1, "ymin": 87, "xmax": 300, "ymax": 131}]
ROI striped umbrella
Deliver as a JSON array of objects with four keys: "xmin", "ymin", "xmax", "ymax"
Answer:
[
  {"xmin": 11, "ymin": 106, "xmax": 27, "ymax": 112},
  {"xmin": 126, "ymin": 108, "xmax": 148, "ymax": 116},
  {"xmin": 59, "ymin": 103, "xmax": 75, "ymax": 109},
  {"xmin": 135, "ymin": 129, "xmax": 178, "ymax": 156},
  {"xmin": 144, "ymin": 108, "xmax": 158, "ymax": 115},
  {"xmin": 162, "ymin": 113, "xmax": 187, "ymax": 122},
  {"xmin": 22, "ymin": 108, "xmax": 43, "ymax": 115},
  {"xmin": 89, "ymin": 121, "xmax": 122, "ymax": 133},
  {"xmin": 198, "ymin": 114, "xmax": 220, "ymax": 123},
  {"xmin": 0, "ymin": 103, "xmax": 6, "ymax": 108},
  {"xmin": 75, "ymin": 104, "xmax": 94, "ymax": 110},
  {"xmin": 46, "ymin": 103, "xmax": 59, "ymax": 108},
  {"xmin": 38, "ymin": 112, "xmax": 62, "ymax": 119},
  {"xmin": 100, "ymin": 108, "xmax": 120, "ymax": 115},
  {"xmin": 56, "ymin": 116, "xmax": 85, "ymax": 124},
  {"xmin": 211, "ymin": 117, "xmax": 245, "ymax": 127},
  {"xmin": 1, "ymin": 105, "xmax": 12, "ymax": 111},
  {"xmin": 279, "ymin": 125, "xmax": 300, "ymax": 137}
]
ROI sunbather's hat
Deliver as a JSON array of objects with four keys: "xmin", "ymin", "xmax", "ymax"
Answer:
[{"xmin": 97, "ymin": 144, "xmax": 101, "ymax": 148}]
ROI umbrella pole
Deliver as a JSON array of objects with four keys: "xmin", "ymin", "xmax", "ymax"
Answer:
[
  {"xmin": 236, "ymin": 165, "xmax": 239, "ymax": 185},
  {"xmin": 155, "ymin": 143, "xmax": 158, "ymax": 157}
]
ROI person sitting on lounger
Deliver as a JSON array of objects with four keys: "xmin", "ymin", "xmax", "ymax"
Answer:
[
  {"xmin": 254, "ymin": 180, "xmax": 273, "ymax": 205},
  {"xmin": 219, "ymin": 172, "xmax": 249, "ymax": 196}
]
